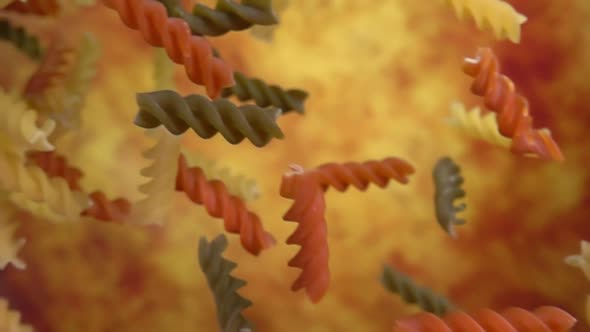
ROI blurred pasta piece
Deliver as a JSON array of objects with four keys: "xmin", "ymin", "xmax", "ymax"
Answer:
[
  {"xmin": 442, "ymin": 0, "xmax": 527, "ymax": 43},
  {"xmin": 432, "ymin": 157, "xmax": 466, "ymax": 238},
  {"xmin": 0, "ymin": 196, "xmax": 26, "ymax": 270},
  {"xmin": 0, "ymin": 19, "xmax": 43, "ymax": 60},
  {"xmin": 0, "ymin": 298, "xmax": 34, "ymax": 332},
  {"xmin": 250, "ymin": 0, "xmax": 290, "ymax": 42},
  {"xmin": 3, "ymin": 0, "xmax": 61, "ymax": 16},
  {"xmin": 198, "ymin": 234, "xmax": 254, "ymax": 332},
  {"xmin": 565, "ymin": 240, "xmax": 590, "ymax": 326},
  {"xmin": 448, "ymin": 102, "xmax": 511, "ymax": 149}
]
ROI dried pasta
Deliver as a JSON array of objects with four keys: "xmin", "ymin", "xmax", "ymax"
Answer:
[
  {"xmin": 81, "ymin": 191, "xmax": 130, "ymax": 222},
  {"xmin": 23, "ymin": 36, "xmax": 73, "ymax": 97},
  {"xmin": 448, "ymin": 101, "xmax": 512, "ymax": 149},
  {"xmin": 198, "ymin": 234, "xmax": 254, "ymax": 332},
  {"xmin": 182, "ymin": 149, "xmax": 260, "ymax": 201},
  {"xmin": 176, "ymin": 154, "xmax": 275, "ymax": 255},
  {"xmin": 432, "ymin": 157, "xmax": 466, "ymax": 238},
  {"xmin": 159, "ymin": 0, "xmax": 278, "ymax": 37},
  {"xmin": 135, "ymin": 90, "xmax": 284, "ymax": 147},
  {"xmin": 442, "ymin": 0, "xmax": 527, "ymax": 43},
  {"xmin": 250, "ymin": 0, "xmax": 289, "ymax": 42},
  {"xmin": 393, "ymin": 306, "xmax": 576, "ymax": 332},
  {"xmin": 381, "ymin": 265, "xmax": 454, "ymax": 316},
  {"xmin": 463, "ymin": 47, "xmax": 563, "ymax": 161},
  {"xmin": 0, "ymin": 90, "xmax": 56, "ymax": 155},
  {"xmin": 102, "ymin": 0, "xmax": 234, "ymax": 98},
  {"xmin": 3, "ymin": 0, "xmax": 61, "ymax": 16},
  {"xmin": 0, "ymin": 19, "xmax": 43, "ymax": 60},
  {"xmin": 0, "ymin": 196, "xmax": 26, "ymax": 270},
  {"xmin": 565, "ymin": 241, "xmax": 590, "ymax": 326},
  {"xmin": 221, "ymin": 72, "xmax": 308, "ymax": 115},
  {"xmin": 0, "ymin": 298, "xmax": 34, "ymax": 332}
]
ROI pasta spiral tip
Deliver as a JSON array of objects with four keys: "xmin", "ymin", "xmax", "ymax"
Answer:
[
  {"xmin": 462, "ymin": 48, "xmax": 563, "ymax": 161},
  {"xmin": 0, "ymin": 218, "xmax": 26, "ymax": 270},
  {"xmin": 135, "ymin": 90, "xmax": 284, "ymax": 147},
  {"xmin": 177, "ymin": 154, "xmax": 275, "ymax": 255},
  {"xmin": 381, "ymin": 265, "xmax": 454, "ymax": 316},
  {"xmin": 222, "ymin": 72, "xmax": 308, "ymax": 114},
  {"xmin": 433, "ymin": 157, "xmax": 466, "ymax": 238},
  {"xmin": 103, "ymin": 0, "xmax": 234, "ymax": 98},
  {"xmin": 0, "ymin": 19, "xmax": 43, "ymax": 60},
  {"xmin": 448, "ymin": 101, "xmax": 512, "ymax": 148}
]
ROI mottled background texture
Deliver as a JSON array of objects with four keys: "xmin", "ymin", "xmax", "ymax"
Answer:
[{"xmin": 0, "ymin": 1, "xmax": 589, "ymax": 331}]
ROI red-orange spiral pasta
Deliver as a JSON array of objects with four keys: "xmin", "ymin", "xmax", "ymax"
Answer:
[
  {"xmin": 314, "ymin": 157, "xmax": 415, "ymax": 192},
  {"xmin": 81, "ymin": 191, "xmax": 131, "ymax": 222},
  {"xmin": 280, "ymin": 166, "xmax": 328, "ymax": 303},
  {"xmin": 175, "ymin": 154, "xmax": 275, "ymax": 255},
  {"xmin": 23, "ymin": 37, "xmax": 73, "ymax": 96},
  {"xmin": 4, "ymin": 0, "xmax": 60, "ymax": 16},
  {"xmin": 102, "ymin": 0, "xmax": 234, "ymax": 98},
  {"xmin": 393, "ymin": 306, "xmax": 576, "ymax": 332},
  {"xmin": 462, "ymin": 48, "xmax": 564, "ymax": 161}
]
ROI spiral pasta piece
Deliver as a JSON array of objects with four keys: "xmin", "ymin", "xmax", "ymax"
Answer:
[
  {"xmin": 280, "ymin": 167, "xmax": 328, "ymax": 303},
  {"xmin": 433, "ymin": 157, "xmax": 466, "ymax": 238},
  {"xmin": 23, "ymin": 36, "xmax": 73, "ymax": 97},
  {"xmin": 0, "ymin": 19, "xmax": 43, "ymax": 60},
  {"xmin": 135, "ymin": 90, "xmax": 284, "ymax": 147},
  {"xmin": 198, "ymin": 234, "xmax": 254, "ymax": 332},
  {"xmin": 442, "ymin": 0, "xmax": 527, "ymax": 43},
  {"xmin": 0, "ymin": 197, "xmax": 26, "ymax": 270},
  {"xmin": 0, "ymin": 90, "xmax": 56, "ymax": 155},
  {"xmin": 176, "ymin": 154, "xmax": 275, "ymax": 255},
  {"xmin": 183, "ymin": 150, "xmax": 260, "ymax": 201},
  {"xmin": 313, "ymin": 157, "xmax": 415, "ymax": 192},
  {"xmin": 221, "ymin": 72, "xmax": 308, "ymax": 115},
  {"xmin": 3, "ymin": 0, "xmax": 61, "ymax": 16},
  {"xmin": 381, "ymin": 265, "xmax": 454, "ymax": 316},
  {"xmin": 160, "ymin": 0, "xmax": 278, "ymax": 37},
  {"xmin": 26, "ymin": 151, "xmax": 82, "ymax": 190},
  {"xmin": 463, "ymin": 48, "xmax": 563, "ymax": 161},
  {"xmin": 249, "ymin": 0, "xmax": 289, "ymax": 42},
  {"xmin": 102, "ymin": 0, "xmax": 234, "ymax": 98},
  {"xmin": 393, "ymin": 306, "xmax": 576, "ymax": 332},
  {"xmin": 81, "ymin": 191, "xmax": 130, "ymax": 222},
  {"xmin": 565, "ymin": 240, "xmax": 590, "ymax": 326},
  {"xmin": 0, "ymin": 298, "xmax": 34, "ymax": 332},
  {"xmin": 448, "ymin": 101, "xmax": 512, "ymax": 149}
]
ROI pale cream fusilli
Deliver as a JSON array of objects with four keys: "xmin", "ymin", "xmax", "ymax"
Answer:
[
  {"xmin": 448, "ymin": 102, "xmax": 512, "ymax": 149},
  {"xmin": 565, "ymin": 240, "xmax": 590, "ymax": 326}
]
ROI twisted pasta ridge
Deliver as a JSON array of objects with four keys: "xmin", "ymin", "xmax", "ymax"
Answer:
[
  {"xmin": 183, "ymin": 149, "xmax": 260, "ymax": 201},
  {"xmin": 280, "ymin": 166, "xmax": 329, "ymax": 303},
  {"xmin": 23, "ymin": 36, "xmax": 73, "ymax": 97},
  {"xmin": 102, "ymin": 0, "xmax": 234, "ymax": 98},
  {"xmin": 250, "ymin": 0, "xmax": 289, "ymax": 42},
  {"xmin": 221, "ymin": 72, "xmax": 308, "ymax": 115},
  {"xmin": 0, "ymin": 90, "xmax": 56, "ymax": 154},
  {"xmin": 0, "ymin": 198, "xmax": 26, "ymax": 270},
  {"xmin": 26, "ymin": 151, "xmax": 82, "ymax": 190},
  {"xmin": 198, "ymin": 234, "xmax": 254, "ymax": 332},
  {"xmin": 381, "ymin": 265, "xmax": 454, "ymax": 316},
  {"xmin": 433, "ymin": 157, "xmax": 466, "ymax": 238},
  {"xmin": 313, "ymin": 157, "xmax": 415, "ymax": 192},
  {"xmin": 81, "ymin": 191, "xmax": 131, "ymax": 222},
  {"xmin": 0, "ymin": 298, "xmax": 34, "ymax": 332},
  {"xmin": 176, "ymin": 154, "xmax": 275, "ymax": 255},
  {"xmin": 4, "ymin": 0, "xmax": 61, "ymax": 16},
  {"xmin": 135, "ymin": 90, "xmax": 284, "ymax": 147},
  {"xmin": 443, "ymin": 0, "xmax": 527, "ymax": 43},
  {"xmin": 463, "ymin": 48, "xmax": 563, "ymax": 161},
  {"xmin": 132, "ymin": 128, "xmax": 180, "ymax": 225},
  {"xmin": 393, "ymin": 306, "xmax": 576, "ymax": 332},
  {"xmin": 0, "ymin": 19, "xmax": 43, "ymax": 60},
  {"xmin": 448, "ymin": 101, "xmax": 512, "ymax": 148},
  {"xmin": 161, "ymin": 0, "xmax": 278, "ymax": 37}
]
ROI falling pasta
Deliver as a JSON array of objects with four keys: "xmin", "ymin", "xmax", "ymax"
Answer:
[
  {"xmin": 0, "ymin": 19, "xmax": 43, "ymax": 60},
  {"xmin": 565, "ymin": 241, "xmax": 590, "ymax": 327},
  {"xmin": 448, "ymin": 101, "xmax": 512, "ymax": 149},
  {"xmin": 432, "ymin": 157, "xmax": 466, "ymax": 238},
  {"xmin": 250, "ymin": 0, "xmax": 290, "ymax": 41}
]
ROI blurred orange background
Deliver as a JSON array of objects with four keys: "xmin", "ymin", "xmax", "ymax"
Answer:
[{"xmin": 1, "ymin": 1, "xmax": 589, "ymax": 331}]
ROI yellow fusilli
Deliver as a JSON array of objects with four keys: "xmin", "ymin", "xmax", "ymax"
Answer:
[
  {"xmin": 442, "ymin": 0, "xmax": 527, "ymax": 43},
  {"xmin": 0, "ymin": 195, "xmax": 26, "ymax": 270},
  {"xmin": 0, "ymin": 298, "xmax": 33, "ymax": 332},
  {"xmin": 448, "ymin": 101, "xmax": 512, "ymax": 149},
  {"xmin": 0, "ymin": 90, "xmax": 56, "ymax": 155}
]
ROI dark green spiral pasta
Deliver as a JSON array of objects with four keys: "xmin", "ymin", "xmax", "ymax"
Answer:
[
  {"xmin": 222, "ymin": 72, "xmax": 308, "ymax": 115},
  {"xmin": 134, "ymin": 90, "xmax": 284, "ymax": 147},
  {"xmin": 0, "ymin": 19, "xmax": 43, "ymax": 60},
  {"xmin": 158, "ymin": 0, "xmax": 277, "ymax": 37},
  {"xmin": 199, "ymin": 235, "xmax": 254, "ymax": 332},
  {"xmin": 381, "ymin": 265, "xmax": 454, "ymax": 316},
  {"xmin": 433, "ymin": 157, "xmax": 466, "ymax": 238}
]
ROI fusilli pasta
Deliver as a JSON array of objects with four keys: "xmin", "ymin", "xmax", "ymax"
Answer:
[
  {"xmin": 135, "ymin": 90, "xmax": 284, "ymax": 147},
  {"xmin": 3, "ymin": 0, "xmax": 61, "ymax": 16},
  {"xmin": 565, "ymin": 240, "xmax": 590, "ymax": 326},
  {"xmin": 249, "ymin": 0, "xmax": 289, "ymax": 42},
  {"xmin": 448, "ymin": 101, "xmax": 511, "ymax": 148},
  {"xmin": 432, "ymin": 157, "xmax": 466, "ymax": 238},
  {"xmin": 0, "ymin": 196, "xmax": 26, "ymax": 270},
  {"xmin": 0, "ymin": 298, "xmax": 34, "ymax": 332},
  {"xmin": 198, "ymin": 234, "xmax": 254, "ymax": 332},
  {"xmin": 463, "ymin": 47, "xmax": 563, "ymax": 161},
  {"xmin": 442, "ymin": 0, "xmax": 527, "ymax": 43},
  {"xmin": 0, "ymin": 19, "xmax": 43, "ymax": 60}
]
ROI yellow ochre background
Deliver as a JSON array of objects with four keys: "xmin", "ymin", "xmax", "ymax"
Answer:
[{"xmin": 1, "ymin": 1, "xmax": 590, "ymax": 331}]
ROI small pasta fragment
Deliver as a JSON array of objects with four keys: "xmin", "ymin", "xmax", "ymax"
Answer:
[
  {"xmin": 0, "ymin": 298, "xmax": 34, "ymax": 332},
  {"xmin": 442, "ymin": 0, "xmax": 527, "ymax": 43},
  {"xmin": 381, "ymin": 265, "xmax": 454, "ymax": 316},
  {"xmin": 565, "ymin": 240, "xmax": 590, "ymax": 280},
  {"xmin": 432, "ymin": 157, "xmax": 466, "ymax": 238},
  {"xmin": 448, "ymin": 101, "xmax": 511, "ymax": 149},
  {"xmin": 0, "ymin": 19, "xmax": 43, "ymax": 60},
  {"xmin": 198, "ymin": 234, "xmax": 254, "ymax": 332}
]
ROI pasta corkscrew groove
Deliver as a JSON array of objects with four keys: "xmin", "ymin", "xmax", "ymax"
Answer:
[
  {"xmin": 176, "ymin": 154, "xmax": 275, "ymax": 255},
  {"xmin": 448, "ymin": 101, "xmax": 512, "ymax": 149},
  {"xmin": 381, "ymin": 265, "xmax": 454, "ymax": 316},
  {"xmin": 393, "ymin": 306, "xmax": 576, "ymax": 332},
  {"xmin": 433, "ymin": 157, "xmax": 466, "ymax": 238},
  {"xmin": 462, "ymin": 47, "xmax": 563, "ymax": 161},
  {"xmin": 135, "ymin": 90, "xmax": 284, "ymax": 147},
  {"xmin": 0, "ymin": 19, "xmax": 43, "ymax": 60},
  {"xmin": 102, "ymin": 0, "xmax": 234, "ymax": 98},
  {"xmin": 222, "ymin": 72, "xmax": 308, "ymax": 115}
]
